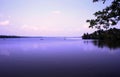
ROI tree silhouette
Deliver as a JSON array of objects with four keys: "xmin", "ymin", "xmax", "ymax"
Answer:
[
  {"xmin": 87, "ymin": 0, "xmax": 120, "ymax": 29},
  {"xmin": 82, "ymin": 28, "xmax": 120, "ymax": 40}
]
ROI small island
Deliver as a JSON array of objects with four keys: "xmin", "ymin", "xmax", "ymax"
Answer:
[{"xmin": 82, "ymin": 28, "xmax": 120, "ymax": 40}]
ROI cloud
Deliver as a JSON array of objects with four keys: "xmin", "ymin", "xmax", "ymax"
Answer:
[
  {"xmin": 0, "ymin": 15, "xmax": 2, "ymax": 18},
  {"xmin": 21, "ymin": 24, "xmax": 39, "ymax": 31},
  {"xmin": 0, "ymin": 13, "xmax": 11, "ymax": 26},
  {"xmin": 8, "ymin": 16, "xmax": 11, "ymax": 18},
  {"xmin": 0, "ymin": 13, "xmax": 11, "ymax": 19},
  {"xmin": 0, "ymin": 20, "xmax": 10, "ymax": 26},
  {"xmin": 52, "ymin": 10, "xmax": 61, "ymax": 14}
]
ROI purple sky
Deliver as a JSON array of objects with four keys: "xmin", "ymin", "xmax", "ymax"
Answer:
[{"xmin": 0, "ymin": 0, "xmax": 119, "ymax": 36}]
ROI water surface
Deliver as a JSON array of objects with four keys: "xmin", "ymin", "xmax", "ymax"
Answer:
[{"xmin": 0, "ymin": 38, "xmax": 120, "ymax": 77}]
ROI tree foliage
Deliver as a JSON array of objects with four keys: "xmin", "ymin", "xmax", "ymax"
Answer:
[
  {"xmin": 93, "ymin": 0, "xmax": 106, "ymax": 3},
  {"xmin": 82, "ymin": 28, "xmax": 120, "ymax": 40},
  {"xmin": 87, "ymin": 0, "xmax": 120, "ymax": 29}
]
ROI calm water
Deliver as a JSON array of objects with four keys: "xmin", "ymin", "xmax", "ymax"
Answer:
[{"xmin": 0, "ymin": 38, "xmax": 120, "ymax": 77}]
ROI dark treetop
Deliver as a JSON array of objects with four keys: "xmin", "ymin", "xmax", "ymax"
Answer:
[{"xmin": 87, "ymin": 0, "xmax": 120, "ymax": 29}]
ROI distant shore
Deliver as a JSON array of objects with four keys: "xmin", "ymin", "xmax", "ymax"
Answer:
[
  {"xmin": 0, "ymin": 35, "xmax": 22, "ymax": 38},
  {"xmin": 0, "ymin": 35, "xmax": 44, "ymax": 38},
  {"xmin": 0, "ymin": 35, "xmax": 81, "ymax": 40}
]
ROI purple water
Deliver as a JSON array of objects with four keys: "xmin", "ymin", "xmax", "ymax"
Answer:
[{"xmin": 0, "ymin": 38, "xmax": 120, "ymax": 77}]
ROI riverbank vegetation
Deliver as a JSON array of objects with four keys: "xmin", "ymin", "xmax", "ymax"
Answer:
[{"xmin": 82, "ymin": 28, "xmax": 120, "ymax": 40}]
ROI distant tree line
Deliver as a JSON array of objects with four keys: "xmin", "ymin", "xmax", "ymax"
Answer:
[{"xmin": 0, "ymin": 35, "xmax": 21, "ymax": 38}]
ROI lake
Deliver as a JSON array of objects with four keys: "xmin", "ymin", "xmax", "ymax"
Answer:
[{"xmin": 0, "ymin": 38, "xmax": 120, "ymax": 77}]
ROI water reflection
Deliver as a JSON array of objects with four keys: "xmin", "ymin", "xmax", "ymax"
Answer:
[
  {"xmin": 0, "ymin": 50, "xmax": 10, "ymax": 56},
  {"xmin": 0, "ymin": 38, "xmax": 120, "ymax": 77},
  {"xmin": 92, "ymin": 40, "xmax": 120, "ymax": 50}
]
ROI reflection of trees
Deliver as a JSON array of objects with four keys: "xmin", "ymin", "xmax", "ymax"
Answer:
[{"xmin": 92, "ymin": 40, "xmax": 120, "ymax": 49}]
